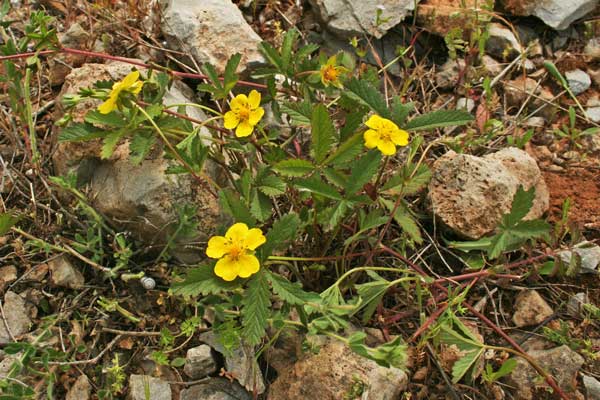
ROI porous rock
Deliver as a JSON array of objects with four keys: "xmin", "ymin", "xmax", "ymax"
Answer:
[
  {"xmin": 159, "ymin": 0, "xmax": 264, "ymax": 73},
  {"xmin": 499, "ymin": 0, "xmax": 598, "ymax": 31},
  {"xmin": 180, "ymin": 378, "xmax": 251, "ymax": 400},
  {"xmin": 428, "ymin": 148, "xmax": 549, "ymax": 239},
  {"xmin": 128, "ymin": 375, "xmax": 171, "ymax": 400},
  {"xmin": 0, "ymin": 291, "xmax": 32, "ymax": 344},
  {"xmin": 309, "ymin": 0, "xmax": 417, "ymax": 39},
  {"xmin": 512, "ymin": 290, "xmax": 554, "ymax": 327},
  {"xmin": 506, "ymin": 345, "xmax": 584, "ymax": 400},
  {"xmin": 416, "ymin": 0, "xmax": 480, "ymax": 37},
  {"xmin": 268, "ymin": 335, "xmax": 408, "ymax": 400}
]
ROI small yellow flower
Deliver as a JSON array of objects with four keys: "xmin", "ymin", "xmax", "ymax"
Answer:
[
  {"xmin": 223, "ymin": 90, "xmax": 265, "ymax": 137},
  {"xmin": 206, "ymin": 223, "xmax": 266, "ymax": 281},
  {"xmin": 319, "ymin": 55, "xmax": 347, "ymax": 88},
  {"xmin": 98, "ymin": 70, "xmax": 144, "ymax": 114},
  {"xmin": 363, "ymin": 115, "xmax": 409, "ymax": 156}
]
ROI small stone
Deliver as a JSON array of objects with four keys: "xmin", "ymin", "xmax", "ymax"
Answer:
[
  {"xmin": 0, "ymin": 265, "xmax": 17, "ymax": 292},
  {"xmin": 562, "ymin": 150, "xmax": 580, "ymax": 160},
  {"xmin": 180, "ymin": 378, "xmax": 251, "ymax": 400},
  {"xmin": 586, "ymin": 107, "xmax": 600, "ymax": 123},
  {"xmin": 482, "ymin": 55, "xmax": 503, "ymax": 76},
  {"xmin": 584, "ymin": 37, "xmax": 600, "ymax": 60},
  {"xmin": 128, "ymin": 375, "xmax": 171, "ymax": 400},
  {"xmin": 558, "ymin": 242, "xmax": 600, "ymax": 273},
  {"xmin": 436, "ymin": 58, "xmax": 466, "ymax": 90},
  {"xmin": 456, "ymin": 97, "xmax": 475, "ymax": 112},
  {"xmin": 66, "ymin": 375, "xmax": 91, "ymax": 400},
  {"xmin": 0, "ymin": 291, "xmax": 32, "ymax": 344},
  {"xmin": 48, "ymin": 255, "xmax": 84, "ymax": 289},
  {"xmin": 183, "ymin": 344, "xmax": 217, "ymax": 379},
  {"xmin": 486, "ymin": 23, "xmax": 522, "ymax": 61},
  {"xmin": 583, "ymin": 134, "xmax": 600, "ymax": 153},
  {"xmin": 583, "ymin": 375, "xmax": 600, "ymax": 400},
  {"xmin": 565, "ymin": 69, "xmax": 591, "ymax": 95},
  {"xmin": 589, "ymin": 68, "xmax": 600, "ymax": 87},
  {"xmin": 512, "ymin": 290, "xmax": 554, "ymax": 327},
  {"xmin": 566, "ymin": 292, "xmax": 589, "ymax": 318},
  {"xmin": 525, "ymin": 117, "xmax": 546, "ymax": 128},
  {"xmin": 504, "ymin": 77, "xmax": 540, "ymax": 108}
]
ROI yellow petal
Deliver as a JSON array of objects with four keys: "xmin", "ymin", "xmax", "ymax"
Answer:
[
  {"xmin": 214, "ymin": 256, "xmax": 239, "ymax": 281},
  {"xmin": 365, "ymin": 114, "xmax": 384, "ymax": 129},
  {"xmin": 377, "ymin": 140, "xmax": 396, "ymax": 156},
  {"xmin": 122, "ymin": 71, "xmax": 140, "ymax": 88},
  {"xmin": 206, "ymin": 236, "xmax": 229, "ymax": 259},
  {"xmin": 245, "ymin": 228, "xmax": 266, "ymax": 250},
  {"xmin": 248, "ymin": 90, "xmax": 261, "ymax": 109},
  {"xmin": 225, "ymin": 223, "xmax": 249, "ymax": 243},
  {"xmin": 97, "ymin": 96, "xmax": 117, "ymax": 114},
  {"xmin": 223, "ymin": 111, "xmax": 240, "ymax": 129},
  {"xmin": 390, "ymin": 129, "xmax": 409, "ymax": 146},
  {"xmin": 230, "ymin": 94, "xmax": 248, "ymax": 112},
  {"xmin": 236, "ymin": 121, "xmax": 254, "ymax": 137},
  {"xmin": 237, "ymin": 254, "xmax": 260, "ymax": 278},
  {"xmin": 130, "ymin": 80, "xmax": 144, "ymax": 95},
  {"xmin": 363, "ymin": 129, "xmax": 379, "ymax": 149},
  {"xmin": 248, "ymin": 107, "xmax": 264, "ymax": 126}
]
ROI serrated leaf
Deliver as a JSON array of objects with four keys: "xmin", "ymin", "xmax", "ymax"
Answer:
[
  {"xmin": 219, "ymin": 188, "xmax": 256, "ymax": 226},
  {"xmin": 311, "ymin": 104, "xmax": 336, "ymax": 164},
  {"xmin": 129, "ymin": 132, "xmax": 156, "ymax": 165},
  {"xmin": 273, "ymin": 159, "xmax": 314, "ymax": 177},
  {"xmin": 268, "ymin": 272, "xmax": 319, "ymax": 306},
  {"xmin": 294, "ymin": 175, "xmax": 342, "ymax": 200},
  {"xmin": 84, "ymin": 110, "xmax": 128, "ymax": 127},
  {"xmin": 344, "ymin": 78, "xmax": 391, "ymax": 119},
  {"xmin": 257, "ymin": 174, "xmax": 286, "ymax": 196},
  {"xmin": 250, "ymin": 190, "xmax": 272, "ymax": 222},
  {"xmin": 224, "ymin": 53, "xmax": 241, "ymax": 88},
  {"xmin": 171, "ymin": 266, "xmax": 238, "ymax": 297},
  {"xmin": 381, "ymin": 198, "xmax": 423, "ymax": 244},
  {"xmin": 0, "ymin": 213, "xmax": 20, "ymax": 235},
  {"xmin": 280, "ymin": 29, "xmax": 299, "ymax": 72},
  {"xmin": 324, "ymin": 131, "xmax": 364, "ymax": 166},
  {"xmin": 355, "ymin": 273, "xmax": 390, "ymax": 323},
  {"xmin": 259, "ymin": 41, "xmax": 283, "ymax": 71},
  {"xmin": 318, "ymin": 200, "xmax": 350, "ymax": 231},
  {"xmin": 510, "ymin": 219, "xmax": 551, "ymax": 238},
  {"xmin": 405, "ymin": 110, "xmax": 473, "ymax": 131},
  {"xmin": 323, "ymin": 167, "xmax": 348, "ymax": 189},
  {"xmin": 451, "ymin": 348, "xmax": 485, "ymax": 383},
  {"xmin": 241, "ymin": 271, "xmax": 271, "ymax": 345},
  {"xmin": 391, "ymin": 98, "xmax": 414, "ymax": 126},
  {"xmin": 340, "ymin": 109, "xmax": 367, "ymax": 142},
  {"xmin": 280, "ymin": 102, "xmax": 312, "ymax": 126},
  {"xmin": 260, "ymin": 213, "xmax": 300, "ymax": 259},
  {"xmin": 382, "ymin": 163, "xmax": 431, "ymax": 196},
  {"xmin": 345, "ymin": 150, "xmax": 381, "ymax": 194},
  {"xmin": 100, "ymin": 130, "xmax": 125, "ymax": 159},
  {"xmin": 503, "ymin": 186, "xmax": 535, "ymax": 226},
  {"xmin": 58, "ymin": 123, "xmax": 105, "ymax": 142}
]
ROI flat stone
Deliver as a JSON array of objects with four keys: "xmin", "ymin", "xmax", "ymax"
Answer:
[
  {"xmin": 586, "ymin": 107, "xmax": 600, "ymax": 123},
  {"xmin": 128, "ymin": 375, "xmax": 171, "ymax": 400},
  {"xmin": 512, "ymin": 290, "xmax": 554, "ymax": 327},
  {"xmin": 66, "ymin": 375, "xmax": 91, "ymax": 400},
  {"xmin": 0, "ymin": 291, "xmax": 32, "ymax": 344},
  {"xmin": 183, "ymin": 344, "xmax": 217, "ymax": 379},
  {"xmin": 566, "ymin": 292, "xmax": 589, "ymax": 318},
  {"xmin": 0, "ymin": 265, "xmax": 17, "ymax": 292},
  {"xmin": 583, "ymin": 375, "xmax": 600, "ymax": 400},
  {"xmin": 566, "ymin": 69, "xmax": 591, "ymax": 95},
  {"xmin": 48, "ymin": 255, "xmax": 84, "ymax": 289},
  {"xmin": 499, "ymin": 0, "xmax": 599, "ymax": 31},
  {"xmin": 558, "ymin": 242, "xmax": 600, "ymax": 273},
  {"xmin": 180, "ymin": 378, "xmax": 251, "ymax": 400}
]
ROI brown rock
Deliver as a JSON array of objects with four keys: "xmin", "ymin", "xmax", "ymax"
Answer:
[
  {"xmin": 416, "ymin": 0, "xmax": 482, "ymax": 37},
  {"xmin": 66, "ymin": 375, "xmax": 91, "ymax": 400},
  {"xmin": 512, "ymin": 290, "xmax": 554, "ymax": 327},
  {"xmin": 48, "ymin": 255, "xmax": 84, "ymax": 289}
]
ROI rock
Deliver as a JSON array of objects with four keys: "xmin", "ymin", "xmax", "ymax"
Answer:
[
  {"xmin": 309, "ymin": 0, "xmax": 416, "ymax": 39},
  {"xmin": 183, "ymin": 344, "xmax": 217, "ymax": 379},
  {"xmin": 0, "ymin": 265, "xmax": 17, "ymax": 292},
  {"xmin": 428, "ymin": 148, "xmax": 549, "ymax": 239},
  {"xmin": 589, "ymin": 68, "xmax": 600, "ymax": 87},
  {"xmin": 558, "ymin": 242, "xmax": 600, "ymax": 273},
  {"xmin": 48, "ymin": 255, "xmax": 84, "ymax": 289},
  {"xmin": 159, "ymin": 0, "xmax": 264, "ymax": 74},
  {"xmin": 49, "ymin": 23, "xmax": 92, "ymax": 86},
  {"xmin": 486, "ymin": 23, "xmax": 522, "ymax": 61},
  {"xmin": 436, "ymin": 58, "xmax": 466, "ymax": 89},
  {"xmin": 199, "ymin": 332, "xmax": 265, "ymax": 394},
  {"xmin": 499, "ymin": 0, "xmax": 598, "ymax": 31},
  {"xmin": 416, "ymin": 0, "xmax": 479, "ymax": 37},
  {"xmin": 584, "ymin": 37, "xmax": 600, "ymax": 60},
  {"xmin": 566, "ymin": 69, "xmax": 591, "ymax": 95},
  {"xmin": 586, "ymin": 107, "xmax": 600, "ymax": 123},
  {"xmin": 180, "ymin": 378, "xmax": 251, "ymax": 400},
  {"xmin": 583, "ymin": 375, "xmax": 600, "ymax": 400},
  {"xmin": 66, "ymin": 375, "xmax": 91, "ymax": 400},
  {"xmin": 53, "ymin": 62, "xmax": 225, "ymax": 263},
  {"xmin": 268, "ymin": 335, "xmax": 408, "ymax": 400},
  {"xmin": 583, "ymin": 133, "xmax": 600, "ymax": 153},
  {"xmin": 128, "ymin": 375, "xmax": 171, "ymax": 400},
  {"xmin": 504, "ymin": 76, "xmax": 540, "ymax": 107},
  {"xmin": 0, "ymin": 291, "xmax": 32, "ymax": 344},
  {"xmin": 512, "ymin": 290, "xmax": 554, "ymax": 327},
  {"xmin": 456, "ymin": 97, "xmax": 475, "ymax": 112},
  {"xmin": 482, "ymin": 55, "xmax": 503, "ymax": 76},
  {"xmin": 506, "ymin": 345, "xmax": 584, "ymax": 400},
  {"xmin": 566, "ymin": 292, "xmax": 589, "ymax": 318}
]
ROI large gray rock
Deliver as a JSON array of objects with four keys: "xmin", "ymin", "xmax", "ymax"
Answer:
[
  {"xmin": 512, "ymin": 290, "xmax": 554, "ymax": 327},
  {"xmin": 506, "ymin": 345, "xmax": 584, "ymax": 400},
  {"xmin": 309, "ymin": 0, "xmax": 417, "ymax": 39},
  {"xmin": 0, "ymin": 292, "xmax": 32, "ymax": 344},
  {"xmin": 499, "ymin": 0, "xmax": 599, "ymax": 30},
  {"xmin": 180, "ymin": 378, "xmax": 251, "ymax": 400},
  {"xmin": 183, "ymin": 344, "xmax": 217, "ymax": 379},
  {"xmin": 428, "ymin": 148, "xmax": 549, "ymax": 239},
  {"xmin": 128, "ymin": 375, "xmax": 171, "ymax": 400},
  {"xmin": 268, "ymin": 335, "xmax": 408, "ymax": 400},
  {"xmin": 159, "ymin": 0, "xmax": 264, "ymax": 73}
]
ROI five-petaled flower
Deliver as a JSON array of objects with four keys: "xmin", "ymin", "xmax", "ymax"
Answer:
[
  {"xmin": 223, "ymin": 90, "xmax": 265, "ymax": 137},
  {"xmin": 363, "ymin": 115, "xmax": 409, "ymax": 156},
  {"xmin": 206, "ymin": 223, "xmax": 266, "ymax": 281},
  {"xmin": 97, "ymin": 70, "xmax": 144, "ymax": 114},
  {"xmin": 319, "ymin": 55, "xmax": 347, "ymax": 88}
]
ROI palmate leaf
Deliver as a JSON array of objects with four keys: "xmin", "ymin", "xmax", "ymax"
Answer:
[
  {"xmin": 249, "ymin": 190, "xmax": 272, "ymax": 222},
  {"xmin": 344, "ymin": 150, "xmax": 381, "ymax": 194},
  {"xmin": 58, "ymin": 123, "xmax": 105, "ymax": 142},
  {"xmin": 381, "ymin": 198, "xmax": 423, "ymax": 244},
  {"xmin": 267, "ymin": 272, "xmax": 319, "ymax": 306},
  {"xmin": 241, "ymin": 270, "xmax": 271, "ymax": 345},
  {"xmin": 438, "ymin": 316, "xmax": 485, "ymax": 383},
  {"xmin": 355, "ymin": 271, "xmax": 390, "ymax": 323},
  {"xmin": 129, "ymin": 132, "xmax": 156, "ymax": 165},
  {"xmin": 311, "ymin": 104, "xmax": 336, "ymax": 164},
  {"xmin": 260, "ymin": 212, "xmax": 300, "ymax": 259},
  {"xmin": 219, "ymin": 188, "xmax": 255, "ymax": 226},
  {"xmin": 344, "ymin": 78, "xmax": 391, "ymax": 119},
  {"xmin": 171, "ymin": 266, "xmax": 238, "ymax": 297},
  {"xmin": 273, "ymin": 159, "xmax": 314, "ymax": 177},
  {"xmin": 503, "ymin": 186, "xmax": 535, "ymax": 225},
  {"xmin": 294, "ymin": 175, "xmax": 342, "ymax": 200},
  {"xmin": 280, "ymin": 102, "xmax": 312, "ymax": 126},
  {"xmin": 324, "ymin": 131, "xmax": 364, "ymax": 166},
  {"xmin": 405, "ymin": 109, "xmax": 473, "ymax": 131}
]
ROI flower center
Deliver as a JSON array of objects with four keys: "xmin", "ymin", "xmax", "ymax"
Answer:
[
  {"xmin": 323, "ymin": 65, "xmax": 339, "ymax": 82},
  {"xmin": 379, "ymin": 128, "xmax": 393, "ymax": 142},
  {"xmin": 238, "ymin": 105, "xmax": 251, "ymax": 121},
  {"xmin": 228, "ymin": 243, "xmax": 245, "ymax": 260}
]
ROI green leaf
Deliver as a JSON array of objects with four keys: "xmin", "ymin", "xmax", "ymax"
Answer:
[
  {"xmin": 405, "ymin": 110, "xmax": 473, "ymax": 131},
  {"xmin": 294, "ymin": 175, "xmax": 342, "ymax": 200},
  {"xmin": 100, "ymin": 130, "xmax": 125, "ymax": 159},
  {"xmin": 280, "ymin": 102, "xmax": 312, "ymax": 126},
  {"xmin": 391, "ymin": 98, "xmax": 414, "ymax": 126},
  {"xmin": 219, "ymin": 188, "xmax": 255, "ymax": 226},
  {"xmin": 355, "ymin": 272, "xmax": 390, "ymax": 323},
  {"xmin": 344, "ymin": 78, "xmax": 391, "ymax": 119},
  {"xmin": 381, "ymin": 199, "xmax": 423, "ymax": 244},
  {"xmin": 257, "ymin": 174, "xmax": 286, "ymax": 197},
  {"xmin": 345, "ymin": 150, "xmax": 381, "ymax": 194},
  {"xmin": 223, "ymin": 53, "xmax": 241, "ymax": 90},
  {"xmin": 503, "ymin": 186, "xmax": 535, "ymax": 225},
  {"xmin": 58, "ymin": 123, "xmax": 105, "ymax": 142},
  {"xmin": 451, "ymin": 348, "xmax": 485, "ymax": 383},
  {"xmin": 129, "ymin": 132, "xmax": 156, "ymax": 165},
  {"xmin": 171, "ymin": 266, "xmax": 238, "ymax": 297},
  {"xmin": 0, "ymin": 213, "xmax": 20, "ymax": 235},
  {"xmin": 318, "ymin": 200, "xmax": 350, "ymax": 231},
  {"xmin": 311, "ymin": 104, "xmax": 336, "ymax": 164},
  {"xmin": 241, "ymin": 271, "xmax": 271, "ymax": 345},
  {"xmin": 250, "ymin": 190, "xmax": 272, "ymax": 222},
  {"xmin": 268, "ymin": 272, "xmax": 319, "ymax": 306},
  {"xmin": 323, "ymin": 131, "xmax": 364, "ymax": 166},
  {"xmin": 260, "ymin": 213, "xmax": 300, "ymax": 258},
  {"xmin": 280, "ymin": 29, "xmax": 299, "ymax": 73},
  {"xmin": 84, "ymin": 110, "xmax": 128, "ymax": 127},
  {"xmin": 340, "ymin": 109, "xmax": 367, "ymax": 142},
  {"xmin": 259, "ymin": 41, "xmax": 283, "ymax": 71},
  {"xmin": 273, "ymin": 159, "xmax": 314, "ymax": 177}
]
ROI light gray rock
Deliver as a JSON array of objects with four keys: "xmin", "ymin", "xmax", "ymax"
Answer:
[
  {"xmin": 48, "ymin": 255, "xmax": 84, "ymax": 289},
  {"xmin": 584, "ymin": 37, "xmax": 600, "ymax": 60},
  {"xmin": 586, "ymin": 106, "xmax": 600, "ymax": 123},
  {"xmin": 584, "ymin": 375, "xmax": 600, "ymax": 400},
  {"xmin": 506, "ymin": 345, "xmax": 584, "ymax": 400},
  {"xmin": 566, "ymin": 292, "xmax": 589, "ymax": 318},
  {"xmin": 566, "ymin": 69, "xmax": 591, "ymax": 95},
  {"xmin": 481, "ymin": 55, "xmax": 503, "ymax": 76},
  {"xmin": 66, "ymin": 375, "xmax": 91, "ymax": 400},
  {"xmin": 180, "ymin": 378, "xmax": 251, "ymax": 400},
  {"xmin": 309, "ymin": 0, "xmax": 417, "ymax": 39},
  {"xmin": 558, "ymin": 242, "xmax": 600, "ymax": 273},
  {"xmin": 183, "ymin": 344, "xmax": 217, "ymax": 379},
  {"xmin": 512, "ymin": 290, "xmax": 554, "ymax": 327},
  {"xmin": 486, "ymin": 23, "xmax": 522, "ymax": 61},
  {"xmin": 0, "ymin": 292, "xmax": 32, "ymax": 344},
  {"xmin": 428, "ymin": 148, "xmax": 549, "ymax": 239},
  {"xmin": 500, "ymin": 0, "xmax": 599, "ymax": 31},
  {"xmin": 159, "ymin": 0, "xmax": 264, "ymax": 73},
  {"xmin": 128, "ymin": 375, "xmax": 171, "ymax": 400},
  {"xmin": 456, "ymin": 98, "xmax": 475, "ymax": 113},
  {"xmin": 436, "ymin": 58, "xmax": 466, "ymax": 89}
]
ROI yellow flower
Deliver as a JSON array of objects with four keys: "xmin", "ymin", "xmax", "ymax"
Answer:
[
  {"xmin": 319, "ymin": 55, "xmax": 347, "ymax": 88},
  {"xmin": 98, "ymin": 70, "xmax": 144, "ymax": 114},
  {"xmin": 206, "ymin": 223, "xmax": 267, "ymax": 281},
  {"xmin": 223, "ymin": 90, "xmax": 265, "ymax": 137},
  {"xmin": 363, "ymin": 115, "xmax": 409, "ymax": 156}
]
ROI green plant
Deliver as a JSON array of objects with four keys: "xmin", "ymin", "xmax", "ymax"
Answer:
[
  {"xmin": 552, "ymin": 106, "xmax": 599, "ymax": 149},
  {"xmin": 481, "ymin": 359, "xmax": 517, "ymax": 383}
]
